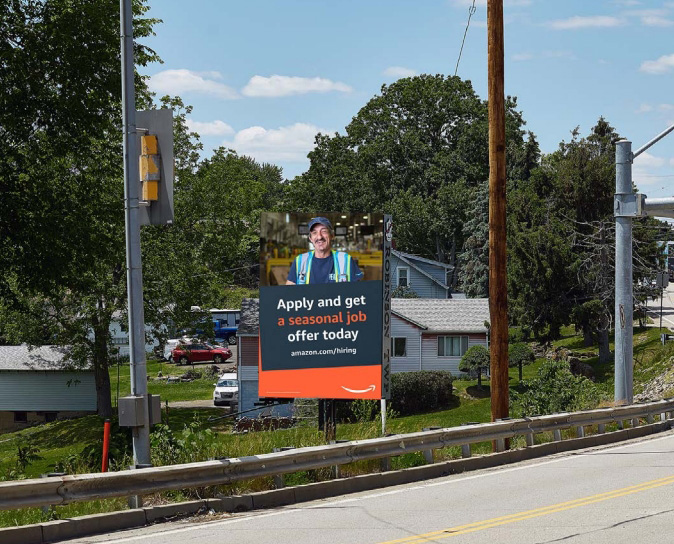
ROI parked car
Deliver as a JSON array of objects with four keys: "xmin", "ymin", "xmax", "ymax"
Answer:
[
  {"xmin": 163, "ymin": 339, "xmax": 183, "ymax": 363},
  {"xmin": 213, "ymin": 372, "xmax": 238, "ymax": 407},
  {"xmin": 171, "ymin": 342, "xmax": 232, "ymax": 365}
]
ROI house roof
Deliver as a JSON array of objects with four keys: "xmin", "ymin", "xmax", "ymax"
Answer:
[
  {"xmin": 237, "ymin": 297, "xmax": 489, "ymax": 336},
  {"xmin": 238, "ymin": 298, "xmax": 260, "ymax": 336},
  {"xmin": 392, "ymin": 251, "xmax": 449, "ymax": 293},
  {"xmin": 392, "ymin": 298, "xmax": 490, "ymax": 333},
  {"xmin": 0, "ymin": 345, "xmax": 88, "ymax": 371},
  {"xmin": 392, "ymin": 250, "xmax": 454, "ymax": 270}
]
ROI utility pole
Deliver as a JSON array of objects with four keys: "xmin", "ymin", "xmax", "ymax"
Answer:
[
  {"xmin": 487, "ymin": 0, "xmax": 509, "ymax": 434},
  {"xmin": 120, "ymin": 0, "xmax": 150, "ymax": 467}
]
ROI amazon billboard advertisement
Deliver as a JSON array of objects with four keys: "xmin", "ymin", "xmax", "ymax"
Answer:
[{"xmin": 258, "ymin": 212, "xmax": 391, "ymax": 400}]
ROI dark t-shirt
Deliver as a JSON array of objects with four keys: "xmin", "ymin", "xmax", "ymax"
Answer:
[{"xmin": 287, "ymin": 252, "xmax": 363, "ymax": 284}]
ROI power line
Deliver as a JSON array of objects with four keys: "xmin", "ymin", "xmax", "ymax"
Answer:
[{"xmin": 454, "ymin": 0, "xmax": 477, "ymax": 77}]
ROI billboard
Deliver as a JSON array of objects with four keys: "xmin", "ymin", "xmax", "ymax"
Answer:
[{"xmin": 258, "ymin": 212, "xmax": 391, "ymax": 400}]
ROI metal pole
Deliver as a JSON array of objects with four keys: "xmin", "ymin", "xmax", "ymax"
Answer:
[
  {"xmin": 121, "ymin": 0, "xmax": 150, "ymax": 466},
  {"xmin": 660, "ymin": 286, "xmax": 664, "ymax": 330},
  {"xmin": 615, "ymin": 140, "xmax": 633, "ymax": 405},
  {"xmin": 633, "ymin": 123, "xmax": 674, "ymax": 159},
  {"xmin": 487, "ymin": 0, "xmax": 509, "ymax": 427},
  {"xmin": 381, "ymin": 398, "xmax": 387, "ymax": 435}
]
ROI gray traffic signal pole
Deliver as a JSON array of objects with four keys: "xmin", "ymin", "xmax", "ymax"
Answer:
[
  {"xmin": 614, "ymin": 123, "xmax": 674, "ymax": 405},
  {"xmin": 120, "ymin": 0, "xmax": 150, "ymax": 467},
  {"xmin": 614, "ymin": 141, "xmax": 633, "ymax": 405}
]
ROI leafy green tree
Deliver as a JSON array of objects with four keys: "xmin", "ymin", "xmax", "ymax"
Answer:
[
  {"xmin": 284, "ymin": 75, "xmax": 530, "ymax": 274},
  {"xmin": 0, "ymin": 0, "xmax": 159, "ymax": 417},
  {"xmin": 508, "ymin": 342, "xmax": 535, "ymax": 382},
  {"xmin": 391, "ymin": 285, "xmax": 419, "ymax": 298},
  {"xmin": 459, "ymin": 345, "xmax": 490, "ymax": 388}
]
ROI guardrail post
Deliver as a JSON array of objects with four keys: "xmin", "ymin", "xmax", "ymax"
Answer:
[
  {"xmin": 647, "ymin": 414, "xmax": 654, "ymax": 424},
  {"xmin": 127, "ymin": 464, "xmax": 152, "ymax": 508},
  {"xmin": 598, "ymin": 423, "xmax": 606, "ymax": 434},
  {"xmin": 422, "ymin": 427, "xmax": 441, "ymax": 463},
  {"xmin": 576, "ymin": 426, "xmax": 585, "ymax": 438},
  {"xmin": 459, "ymin": 423, "xmax": 477, "ymax": 457},
  {"xmin": 631, "ymin": 417, "xmax": 640, "ymax": 428},
  {"xmin": 553, "ymin": 429, "xmax": 562, "ymax": 442},
  {"xmin": 329, "ymin": 440, "xmax": 349, "ymax": 477},
  {"xmin": 617, "ymin": 420, "xmax": 624, "ymax": 430},
  {"xmin": 272, "ymin": 447, "xmax": 296, "ymax": 488}
]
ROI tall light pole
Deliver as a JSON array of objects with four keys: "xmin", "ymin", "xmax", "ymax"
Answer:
[{"xmin": 487, "ymin": 0, "xmax": 509, "ymax": 433}]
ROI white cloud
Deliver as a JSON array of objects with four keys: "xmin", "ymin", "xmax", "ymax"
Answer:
[
  {"xmin": 634, "ymin": 152, "xmax": 666, "ymax": 169},
  {"xmin": 659, "ymin": 104, "xmax": 674, "ymax": 111},
  {"xmin": 186, "ymin": 119, "xmax": 234, "ymax": 136},
  {"xmin": 241, "ymin": 75, "xmax": 352, "ymax": 97},
  {"xmin": 635, "ymin": 103, "xmax": 654, "ymax": 113},
  {"xmin": 624, "ymin": 8, "xmax": 674, "ymax": 26},
  {"xmin": 223, "ymin": 123, "xmax": 327, "ymax": 162},
  {"xmin": 512, "ymin": 53, "xmax": 533, "ymax": 62},
  {"xmin": 150, "ymin": 69, "xmax": 239, "ymax": 99},
  {"xmin": 640, "ymin": 53, "xmax": 674, "ymax": 74},
  {"xmin": 549, "ymin": 16, "xmax": 625, "ymax": 29},
  {"xmin": 383, "ymin": 66, "xmax": 417, "ymax": 78}
]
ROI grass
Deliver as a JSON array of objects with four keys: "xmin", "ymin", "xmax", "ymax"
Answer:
[
  {"xmin": 110, "ymin": 359, "xmax": 222, "ymax": 404},
  {"xmin": 2, "ymin": 326, "xmax": 673, "ymax": 528}
]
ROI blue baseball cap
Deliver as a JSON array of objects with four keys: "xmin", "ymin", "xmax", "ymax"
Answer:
[{"xmin": 308, "ymin": 217, "xmax": 333, "ymax": 232}]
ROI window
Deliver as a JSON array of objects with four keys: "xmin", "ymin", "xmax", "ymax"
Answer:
[
  {"xmin": 14, "ymin": 411, "xmax": 27, "ymax": 423},
  {"xmin": 45, "ymin": 412, "xmax": 58, "ymax": 423},
  {"xmin": 391, "ymin": 337, "xmax": 407, "ymax": 357},
  {"xmin": 397, "ymin": 267, "xmax": 409, "ymax": 287},
  {"xmin": 438, "ymin": 336, "xmax": 469, "ymax": 357}
]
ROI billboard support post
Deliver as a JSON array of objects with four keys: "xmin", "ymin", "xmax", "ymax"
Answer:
[{"xmin": 380, "ymin": 399, "xmax": 387, "ymax": 435}]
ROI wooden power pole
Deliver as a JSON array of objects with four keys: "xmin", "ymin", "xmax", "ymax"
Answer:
[{"xmin": 487, "ymin": 0, "xmax": 509, "ymax": 434}]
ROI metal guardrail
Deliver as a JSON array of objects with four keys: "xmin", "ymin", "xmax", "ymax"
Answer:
[{"xmin": 1, "ymin": 399, "xmax": 673, "ymax": 512}]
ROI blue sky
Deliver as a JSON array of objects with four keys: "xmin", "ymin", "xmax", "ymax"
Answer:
[{"xmin": 142, "ymin": 0, "xmax": 674, "ymax": 198}]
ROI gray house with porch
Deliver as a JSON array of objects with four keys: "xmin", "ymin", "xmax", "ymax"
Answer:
[{"xmin": 391, "ymin": 250, "xmax": 455, "ymax": 298}]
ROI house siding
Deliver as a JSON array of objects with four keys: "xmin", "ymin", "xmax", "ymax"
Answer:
[
  {"xmin": 237, "ymin": 335, "xmax": 292, "ymax": 418},
  {"xmin": 420, "ymin": 333, "xmax": 488, "ymax": 375},
  {"xmin": 391, "ymin": 315, "xmax": 422, "ymax": 373},
  {"xmin": 391, "ymin": 256, "xmax": 448, "ymax": 299},
  {"xmin": 0, "ymin": 371, "xmax": 97, "ymax": 411}
]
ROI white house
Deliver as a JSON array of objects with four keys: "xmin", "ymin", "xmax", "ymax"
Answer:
[
  {"xmin": 0, "ymin": 345, "xmax": 97, "ymax": 432},
  {"xmin": 391, "ymin": 298, "xmax": 490, "ymax": 375}
]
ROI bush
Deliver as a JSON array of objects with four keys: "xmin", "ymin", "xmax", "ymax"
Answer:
[
  {"xmin": 508, "ymin": 342, "xmax": 535, "ymax": 381},
  {"xmin": 512, "ymin": 360, "xmax": 605, "ymax": 417},
  {"xmin": 390, "ymin": 370, "xmax": 454, "ymax": 416},
  {"xmin": 459, "ymin": 345, "xmax": 489, "ymax": 387}
]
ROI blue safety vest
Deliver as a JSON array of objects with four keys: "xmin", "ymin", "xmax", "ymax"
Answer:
[{"xmin": 295, "ymin": 250, "xmax": 351, "ymax": 284}]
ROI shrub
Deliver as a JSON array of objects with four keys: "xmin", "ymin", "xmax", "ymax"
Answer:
[
  {"xmin": 459, "ymin": 345, "xmax": 489, "ymax": 387},
  {"xmin": 508, "ymin": 342, "xmax": 535, "ymax": 381},
  {"xmin": 512, "ymin": 360, "xmax": 605, "ymax": 417},
  {"xmin": 390, "ymin": 370, "xmax": 454, "ymax": 416}
]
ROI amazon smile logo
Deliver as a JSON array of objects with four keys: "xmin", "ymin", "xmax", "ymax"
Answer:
[{"xmin": 341, "ymin": 384, "xmax": 377, "ymax": 394}]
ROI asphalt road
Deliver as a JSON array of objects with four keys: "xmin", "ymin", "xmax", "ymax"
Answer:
[
  {"xmin": 646, "ymin": 281, "xmax": 674, "ymax": 329},
  {"xmin": 62, "ymin": 431, "xmax": 674, "ymax": 544}
]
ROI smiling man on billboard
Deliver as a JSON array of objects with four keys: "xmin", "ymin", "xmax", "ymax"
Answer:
[{"xmin": 286, "ymin": 217, "xmax": 363, "ymax": 285}]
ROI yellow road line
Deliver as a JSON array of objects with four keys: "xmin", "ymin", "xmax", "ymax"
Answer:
[{"xmin": 379, "ymin": 474, "xmax": 674, "ymax": 544}]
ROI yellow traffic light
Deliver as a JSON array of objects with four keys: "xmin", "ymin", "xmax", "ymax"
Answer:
[{"xmin": 139, "ymin": 134, "xmax": 160, "ymax": 201}]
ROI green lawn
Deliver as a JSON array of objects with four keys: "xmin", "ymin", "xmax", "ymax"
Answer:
[{"xmin": 110, "ymin": 359, "xmax": 220, "ymax": 404}]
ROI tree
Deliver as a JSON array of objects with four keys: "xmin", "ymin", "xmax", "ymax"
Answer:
[
  {"xmin": 459, "ymin": 180, "xmax": 489, "ymax": 297},
  {"xmin": 459, "ymin": 345, "xmax": 490, "ymax": 388},
  {"xmin": 0, "ymin": 0, "xmax": 159, "ymax": 417},
  {"xmin": 508, "ymin": 342, "xmax": 535, "ymax": 382},
  {"xmin": 284, "ymin": 75, "xmax": 530, "ymax": 272}
]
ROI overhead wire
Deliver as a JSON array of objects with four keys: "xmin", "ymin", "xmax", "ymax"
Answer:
[{"xmin": 454, "ymin": 0, "xmax": 477, "ymax": 77}]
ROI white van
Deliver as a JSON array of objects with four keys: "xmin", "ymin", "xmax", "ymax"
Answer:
[
  {"xmin": 163, "ymin": 339, "xmax": 183, "ymax": 363},
  {"xmin": 213, "ymin": 372, "xmax": 239, "ymax": 407}
]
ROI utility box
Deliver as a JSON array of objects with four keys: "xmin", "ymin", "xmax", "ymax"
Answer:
[
  {"xmin": 118, "ymin": 396, "xmax": 144, "ymax": 427},
  {"xmin": 148, "ymin": 394, "xmax": 161, "ymax": 425},
  {"xmin": 118, "ymin": 394, "xmax": 162, "ymax": 427}
]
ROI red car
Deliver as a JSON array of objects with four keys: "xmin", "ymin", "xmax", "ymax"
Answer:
[{"xmin": 171, "ymin": 343, "xmax": 232, "ymax": 365}]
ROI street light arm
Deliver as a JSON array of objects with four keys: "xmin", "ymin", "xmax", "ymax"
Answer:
[{"xmin": 633, "ymin": 123, "xmax": 674, "ymax": 159}]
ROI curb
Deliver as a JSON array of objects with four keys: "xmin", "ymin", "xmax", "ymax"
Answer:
[{"xmin": 1, "ymin": 421, "xmax": 670, "ymax": 544}]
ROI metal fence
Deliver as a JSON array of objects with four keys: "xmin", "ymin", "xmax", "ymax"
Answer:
[{"xmin": 1, "ymin": 399, "xmax": 673, "ymax": 512}]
